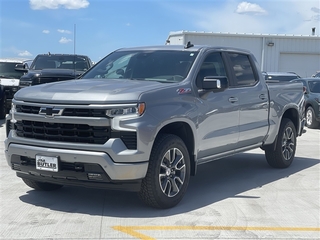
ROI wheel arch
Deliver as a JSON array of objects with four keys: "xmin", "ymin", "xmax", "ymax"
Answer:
[
  {"xmin": 263, "ymin": 107, "xmax": 300, "ymax": 150},
  {"xmin": 282, "ymin": 108, "xmax": 300, "ymax": 135},
  {"xmin": 155, "ymin": 121, "xmax": 197, "ymax": 176}
]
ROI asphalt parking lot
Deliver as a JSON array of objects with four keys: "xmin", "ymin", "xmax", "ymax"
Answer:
[{"xmin": 0, "ymin": 119, "xmax": 319, "ymax": 240}]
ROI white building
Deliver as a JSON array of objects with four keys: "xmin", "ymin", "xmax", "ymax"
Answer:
[{"xmin": 166, "ymin": 31, "xmax": 320, "ymax": 77}]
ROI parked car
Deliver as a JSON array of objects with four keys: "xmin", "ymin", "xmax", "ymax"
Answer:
[
  {"xmin": 291, "ymin": 78, "xmax": 320, "ymax": 128},
  {"xmin": 311, "ymin": 71, "xmax": 320, "ymax": 78},
  {"xmin": 262, "ymin": 71, "xmax": 300, "ymax": 82},
  {"xmin": 0, "ymin": 58, "xmax": 32, "ymax": 119},
  {"xmin": 19, "ymin": 53, "xmax": 93, "ymax": 89}
]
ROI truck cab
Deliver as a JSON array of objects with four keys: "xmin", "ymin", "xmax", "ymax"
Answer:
[{"xmin": 0, "ymin": 58, "xmax": 32, "ymax": 119}]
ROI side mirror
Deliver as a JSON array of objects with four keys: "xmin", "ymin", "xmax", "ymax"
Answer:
[
  {"xmin": 15, "ymin": 64, "xmax": 28, "ymax": 73},
  {"xmin": 116, "ymin": 68, "xmax": 124, "ymax": 76},
  {"xmin": 202, "ymin": 76, "xmax": 228, "ymax": 90}
]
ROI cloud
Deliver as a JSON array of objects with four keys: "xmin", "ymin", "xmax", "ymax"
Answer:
[
  {"xmin": 59, "ymin": 37, "xmax": 72, "ymax": 44},
  {"xmin": 57, "ymin": 29, "xmax": 72, "ymax": 34},
  {"xmin": 18, "ymin": 51, "xmax": 33, "ymax": 57},
  {"xmin": 29, "ymin": 0, "xmax": 89, "ymax": 10},
  {"xmin": 235, "ymin": 2, "xmax": 267, "ymax": 15},
  {"xmin": 161, "ymin": 0, "xmax": 319, "ymax": 35},
  {"xmin": 310, "ymin": 7, "xmax": 320, "ymax": 21},
  {"xmin": 42, "ymin": 30, "xmax": 50, "ymax": 34},
  {"xmin": 311, "ymin": 7, "xmax": 320, "ymax": 13}
]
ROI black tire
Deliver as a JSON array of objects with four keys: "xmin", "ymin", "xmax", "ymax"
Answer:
[
  {"xmin": 305, "ymin": 106, "xmax": 319, "ymax": 129},
  {"xmin": 22, "ymin": 178, "xmax": 63, "ymax": 191},
  {"xmin": 265, "ymin": 118, "xmax": 297, "ymax": 168},
  {"xmin": 139, "ymin": 134, "xmax": 191, "ymax": 209},
  {"xmin": 0, "ymin": 93, "xmax": 6, "ymax": 119}
]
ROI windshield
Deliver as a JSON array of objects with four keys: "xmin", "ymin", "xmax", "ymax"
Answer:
[
  {"xmin": 81, "ymin": 50, "xmax": 198, "ymax": 83},
  {"xmin": 308, "ymin": 81, "xmax": 320, "ymax": 93},
  {"xmin": 31, "ymin": 55, "xmax": 90, "ymax": 71},
  {"xmin": 0, "ymin": 62, "xmax": 24, "ymax": 79}
]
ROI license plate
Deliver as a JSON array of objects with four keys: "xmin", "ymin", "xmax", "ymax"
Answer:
[{"xmin": 36, "ymin": 155, "xmax": 59, "ymax": 172}]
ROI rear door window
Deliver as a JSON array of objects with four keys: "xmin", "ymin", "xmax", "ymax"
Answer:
[{"xmin": 227, "ymin": 53, "xmax": 257, "ymax": 86}]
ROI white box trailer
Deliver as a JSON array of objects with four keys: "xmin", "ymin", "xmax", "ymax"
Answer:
[{"xmin": 166, "ymin": 31, "xmax": 320, "ymax": 77}]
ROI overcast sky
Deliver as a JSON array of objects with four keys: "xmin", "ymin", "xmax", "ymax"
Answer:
[{"xmin": 1, "ymin": 0, "xmax": 319, "ymax": 62}]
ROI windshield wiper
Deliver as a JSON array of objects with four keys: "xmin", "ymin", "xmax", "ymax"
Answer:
[{"xmin": 130, "ymin": 78, "xmax": 146, "ymax": 80}]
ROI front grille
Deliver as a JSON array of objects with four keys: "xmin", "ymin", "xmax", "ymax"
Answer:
[
  {"xmin": 16, "ymin": 105, "xmax": 107, "ymax": 118},
  {"xmin": 63, "ymin": 108, "xmax": 107, "ymax": 117},
  {"xmin": 15, "ymin": 120, "xmax": 137, "ymax": 149},
  {"xmin": 16, "ymin": 105, "xmax": 40, "ymax": 114},
  {"xmin": 16, "ymin": 120, "xmax": 110, "ymax": 144}
]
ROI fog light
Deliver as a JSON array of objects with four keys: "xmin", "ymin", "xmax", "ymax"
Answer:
[{"xmin": 87, "ymin": 173, "xmax": 103, "ymax": 180}]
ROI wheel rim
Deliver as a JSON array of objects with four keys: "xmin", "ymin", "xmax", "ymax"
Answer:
[
  {"xmin": 281, "ymin": 126, "xmax": 295, "ymax": 161},
  {"xmin": 306, "ymin": 109, "xmax": 312, "ymax": 126},
  {"xmin": 159, "ymin": 147, "xmax": 186, "ymax": 198}
]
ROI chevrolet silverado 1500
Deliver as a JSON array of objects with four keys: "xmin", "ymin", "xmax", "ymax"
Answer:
[{"xmin": 5, "ymin": 44, "xmax": 305, "ymax": 208}]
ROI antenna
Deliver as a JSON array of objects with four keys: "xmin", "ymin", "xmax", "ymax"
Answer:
[
  {"xmin": 73, "ymin": 24, "xmax": 76, "ymax": 75},
  {"xmin": 74, "ymin": 24, "xmax": 76, "ymax": 55}
]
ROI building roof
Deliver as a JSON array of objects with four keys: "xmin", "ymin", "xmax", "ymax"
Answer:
[{"xmin": 168, "ymin": 30, "xmax": 320, "ymax": 40}]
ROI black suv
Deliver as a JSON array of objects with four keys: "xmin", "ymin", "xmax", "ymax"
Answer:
[
  {"xmin": 19, "ymin": 53, "xmax": 93, "ymax": 89},
  {"xmin": 291, "ymin": 78, "xmax": 320, "ymax": 129}
]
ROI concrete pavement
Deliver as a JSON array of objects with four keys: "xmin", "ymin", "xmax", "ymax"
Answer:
[{"xmin": 0, "ymin": 119, "xmax": 319, "ymax": 240}]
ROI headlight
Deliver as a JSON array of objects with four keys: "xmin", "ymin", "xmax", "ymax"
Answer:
[
  {"xmin": 19, "ymin": 81, "xmax": 32, "ymax": 86},
  {"xmin": 106, "ymin": 103, "xmax": 145, "ymax": 117},
  {"xmin": 10, "ymin": 102, "xmax": 17, "ymax": 123}
]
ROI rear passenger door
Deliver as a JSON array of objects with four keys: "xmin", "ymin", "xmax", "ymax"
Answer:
[{"xmin": 226, "ymin": 52, "xmax": 269, "ymax": 149}]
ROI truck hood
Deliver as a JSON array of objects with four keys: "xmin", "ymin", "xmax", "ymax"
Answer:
[
  {"xmin": 22, "ymin": 69, "xmax": 83, "ymax": 79},
  {"xmin": 14, "ymin": 79, "xmax": 169, "ymax": 104}
]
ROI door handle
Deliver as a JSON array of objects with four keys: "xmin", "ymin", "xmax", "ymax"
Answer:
[
  {"xmin": 259, "ymin": 94, "xmax": 266, "ymax": 100},
  {"xmin": 228, "ymin": 97, "xmax": 238, "ymax": 103}
]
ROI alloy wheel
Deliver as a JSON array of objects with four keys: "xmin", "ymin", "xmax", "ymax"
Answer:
[
  {"xmin": 306, "ymin": 109, "xmax": 313, "ymax": 126},
  {"xmin": 281, "ymin": 126, "xmax": 295, "ymax": 161},
  {"xmin": 159, "ymin": 148, "xmax": 186, "ymax": 197}
]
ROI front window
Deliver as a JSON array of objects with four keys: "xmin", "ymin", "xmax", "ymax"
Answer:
[
  {"xmin": 31, "ymin": 55, "xmax": 90, "ymax": 71},
  {"xmin": 0, "ymin": 62, "xmax": 24, "ymax": 79},
  {"xmin": 81, "ymin": 50, "xmax": 199, "ymax": 83},
  {"xmin": 308, "ymin": 81, "xmax": 320, "ymax": 93}
]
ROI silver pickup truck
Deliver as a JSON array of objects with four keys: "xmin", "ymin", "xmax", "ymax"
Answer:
[{"xmin": 4, "ymin": 44, "xmax": 305, "ymax": 209}]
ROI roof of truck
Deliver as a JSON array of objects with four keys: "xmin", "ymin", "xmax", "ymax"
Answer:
[
  {"xmin": 115, "ymin": 44, "xmax": 252, "ymax": 54},
  {"xmin": 0, "ymin": 58, "xmax": 32, "ymax": 63}
]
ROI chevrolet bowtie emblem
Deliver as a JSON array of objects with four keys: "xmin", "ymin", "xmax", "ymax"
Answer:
[{"xmin": 39, "ymin": 107, "xmax": 63, "ymax": 117}]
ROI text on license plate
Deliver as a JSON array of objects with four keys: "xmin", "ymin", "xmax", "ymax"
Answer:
[{"xmin": 36, "ymin": 155, "xmax": 59, "ymax": 172}]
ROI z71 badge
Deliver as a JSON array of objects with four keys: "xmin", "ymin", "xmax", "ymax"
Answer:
[{"xmin": 176, "ymin": 88, "xmax": 191, "ymax": 94}]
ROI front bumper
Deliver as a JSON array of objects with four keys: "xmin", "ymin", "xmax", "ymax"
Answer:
[{"xmin": 5, "ymin": 141, "xmax": 148, "ymax": 191}]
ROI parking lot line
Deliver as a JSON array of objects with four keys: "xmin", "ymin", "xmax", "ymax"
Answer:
[{"xmin": 113, "ymin": 225, "xmax": 320, "ymax": 240}]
